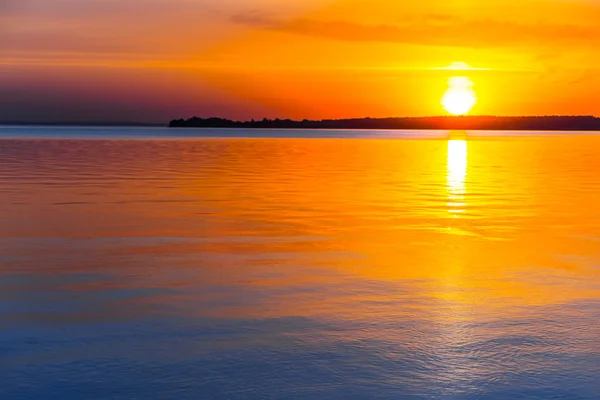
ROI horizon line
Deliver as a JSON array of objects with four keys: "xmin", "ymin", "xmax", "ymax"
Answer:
[{"xmin": 2, "ymin": 115, "xmax": 600, "ymax": 128}]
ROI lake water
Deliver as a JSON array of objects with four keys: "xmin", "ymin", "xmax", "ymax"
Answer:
[{"xmin": 2, "ymin": 126, "xmax": 600, "ymax": 399}]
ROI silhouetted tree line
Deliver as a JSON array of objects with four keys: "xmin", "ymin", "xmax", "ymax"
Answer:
[{"xmin": 169, "ymin": 116, "xmax": 600, "ymax": 131}]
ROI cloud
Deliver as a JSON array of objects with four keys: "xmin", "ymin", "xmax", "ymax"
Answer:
[
  {"xmin": 231, "ymin": 13, "xmax": 600, "ymax": 49},
  {"xmin": 0, "ymin": 0, "xmax": 230, "ymax": 60},
  {"xmin": 568, "ymin": 69, "xmax": 597, "ymax": 85},
  {"xmin": 230, "ymin": 10, "xmax": 278, "ymax": 26},
  {"xmin": 5, "ymin": 31, "xmax": 139, "ymax": 54}
]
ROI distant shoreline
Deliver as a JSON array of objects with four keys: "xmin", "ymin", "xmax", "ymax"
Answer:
[
  {"xmin": 3, "ymin": 116, "xmax": 600, "ymax": 131},
  {"xmin": 169, "ymin": 116, "xmax": 600, "ymax": 131}
]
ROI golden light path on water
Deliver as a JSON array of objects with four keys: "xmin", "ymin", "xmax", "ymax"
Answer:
[
  {"xmin": 447, "ymin": 139, "xmax": 468, "ymax": 216},
  {"xmin": 441, "ymin": 137, "xmax": 475, "ymax": 382}
]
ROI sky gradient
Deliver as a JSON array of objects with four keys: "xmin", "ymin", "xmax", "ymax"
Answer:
[{"xmin": 2, "ymin": 0, "xmax": 600, "ymax": 123}]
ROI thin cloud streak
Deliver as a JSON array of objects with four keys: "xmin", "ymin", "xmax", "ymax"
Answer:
[{"xmin": 231, "ymin": 14, "xmax": 600, "ymax": 49}]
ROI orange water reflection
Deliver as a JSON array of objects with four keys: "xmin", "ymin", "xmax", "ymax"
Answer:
[{"xmin": 1, "ymin": 135, "xmax": 600, "ymax": 324}]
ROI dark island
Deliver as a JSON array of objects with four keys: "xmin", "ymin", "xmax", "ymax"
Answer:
[{"xmin": 169, "ymin": 116, "xmax": 600, "ymax": 131}]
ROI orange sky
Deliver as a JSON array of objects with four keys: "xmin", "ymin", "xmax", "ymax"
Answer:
[{"xmin": 2, "ymin": 0, "xmax": 600, "ymax": 123}]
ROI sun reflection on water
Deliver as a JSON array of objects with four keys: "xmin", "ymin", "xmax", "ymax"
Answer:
[{"xmin": 447, "ymin": 138, "xmax": 468, "ymax": 216}]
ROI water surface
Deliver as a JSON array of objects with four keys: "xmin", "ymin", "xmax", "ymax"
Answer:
[{"xmin": 1, "ymin": 127, "xmax": 600, "ymax": 399}]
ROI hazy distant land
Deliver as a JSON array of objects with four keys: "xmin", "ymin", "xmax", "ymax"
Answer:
[{"xmin": 169, "ymin": 116, "xmax": 600, "ymax": 131}]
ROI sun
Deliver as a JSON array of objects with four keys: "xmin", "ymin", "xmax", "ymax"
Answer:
[{"xmin": 442, "ymin": 76, "xmax": 477, "ymax": 115}]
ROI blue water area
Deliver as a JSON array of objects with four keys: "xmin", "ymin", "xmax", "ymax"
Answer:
[{"xmin": 1, "ymin": 127, "xmax": 600, "ymax": 399}]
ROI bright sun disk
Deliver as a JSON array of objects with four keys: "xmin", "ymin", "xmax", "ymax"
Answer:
[{"xmin": 442, "ymin": 76, "xmax": 477, "ymax": 115}]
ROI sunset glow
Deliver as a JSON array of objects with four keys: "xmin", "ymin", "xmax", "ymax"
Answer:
[{"xmin": 2, "ymin": 0, "xmax": 600, "ymax": 122}]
